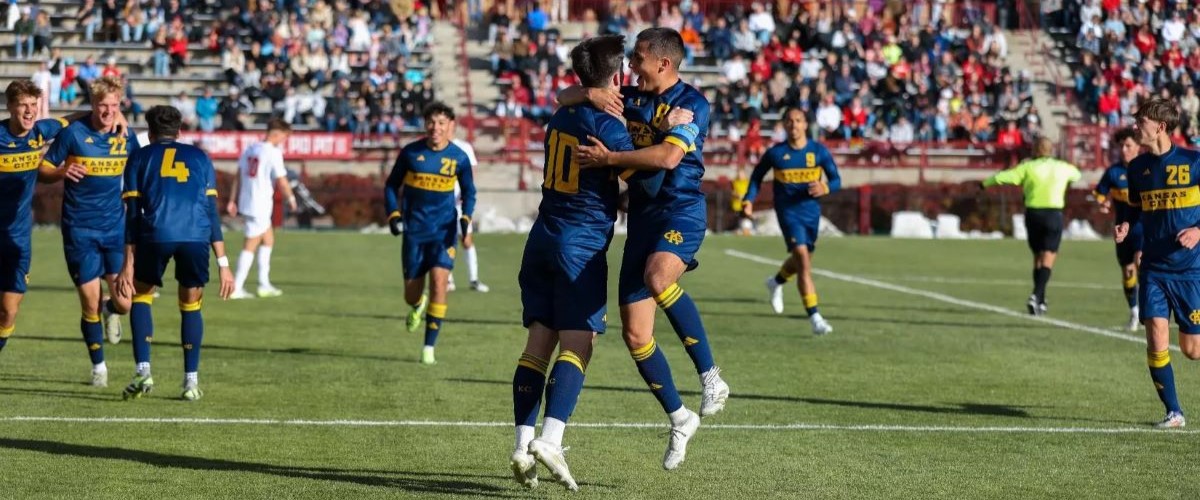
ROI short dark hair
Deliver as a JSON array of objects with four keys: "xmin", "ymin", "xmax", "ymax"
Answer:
[
  {"xmin": 570, "ymin": 35, "xmax": 626, "ymax": 88},
  {"xmin": 266, "ymin": 117, "xmax": 292, "ymax": 133},
  {"xmin": 636, "ymin": 27, "xmax": 686, "ymax": 70},
  {"xmin": 1112, "ymin": 127, "xmax": 1137, "ymax": 145},
  {"xmin": 423, "ymin": 101, "xmax": 455, "ymax": 121},
  {"xmin": 5, "ymin": 79, "xmax": 41, "ymax": 104},
  {"xmin": 783, "ymin": 106, "xmax": 807, "ymax": 122},
  {"xmin": 1136, "ymin": 97, "xmax": 1181, "ymax": 133},
  {"xmin": 146, "ymin": 105, "xmax": 183, "ymax": 139}
]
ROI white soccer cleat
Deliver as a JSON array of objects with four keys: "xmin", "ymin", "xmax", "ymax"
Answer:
[
  {"xmin": 510, "ymin": 449, "xmax": 539, "ymax": 489},
  {"xmin": 229, "ymin": 289, "xmax": 254, "ymax": 300},
  {"xmin": 181, "ymin": 381, "xmax": 204, "ymax": 401},
  {"xmin": 699, "ymin": 367, "xmax": 729, "ymax": 417},
  {"xmin": 663, "ymin": 409, "xmax": 700, "ymax": 470},
  {"xmin": 102, "ymin": 308, "xmax": 122, "ymax": 345},
  {"xmin": 1156, "ymin": 411, "xmax": 1186, "ymax": 429},
  {"xmin": 528, "ymin": 438, "xmax": 578, "ymax": 491},
  {"xmin": 91, "ymin": 369, "xmax": 108, "ymax": 388},
  {"xmin": 811, "ymin": 317, "xmax": 833, "ymax": 336},
  {"xmin": 447, "ymin": 278, "xmax": 457, "ymax": 292},
  {"xmin": 256, "ymin": 285, "xmax": 284, "ymax": 298},
  {"xmin": 470, "ymin": 281, "xmax": 490, "ymax": 293},
  {"xmin": 420, "ymin": 346, "xmax": 436, "ymax": 365},
  {"xmin": 764, "ymin": 277, "xmax": 784, "ymax": 314},
  {"xmin": 1128, "ymin": 306, "xmax": 1141, "ymax": 332}
]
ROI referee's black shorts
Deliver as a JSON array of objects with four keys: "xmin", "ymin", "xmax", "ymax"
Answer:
[{"xmin": 1025, "ymin": 208, "xmax": 1064, "ymax": 253}]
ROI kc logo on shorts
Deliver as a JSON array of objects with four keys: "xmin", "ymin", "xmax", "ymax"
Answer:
[
  {"xmin": 1190, "ymin": 310, "xmax": 1200, "ymax": 325},
  {"xmin": 664, "ymin": 230, "xmax": 684, "ymax": 245}
]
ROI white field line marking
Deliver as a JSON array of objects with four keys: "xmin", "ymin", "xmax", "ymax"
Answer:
[
  {"xmin": 722, "ymin": 249, "xmax": 1172, "ymax": 350},
  {"xmin": 868, "ymin": 275, "xmax": 1111, "ymax": 290},
  {"xmin": 0, "ymin": 416, "xmax": 1196, "ymax": 434}
]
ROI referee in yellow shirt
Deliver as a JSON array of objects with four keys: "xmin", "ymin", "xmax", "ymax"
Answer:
[{"xmin": 979, "ymin": 137, "xmax": 1082, "ymax": 316}]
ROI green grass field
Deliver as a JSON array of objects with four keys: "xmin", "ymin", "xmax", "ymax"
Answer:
[{"xmin": 2, "ymin": 230, "xmax": 1198, "ymax": 499}]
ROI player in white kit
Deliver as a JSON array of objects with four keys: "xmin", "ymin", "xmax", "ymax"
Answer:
[
  {"xmin": 448, "ymin": 137, "xmax": 489, "ymax": 293},
  {"xmin": 225, "ymin": 119, "xmax": 298, "ymax": 299}
]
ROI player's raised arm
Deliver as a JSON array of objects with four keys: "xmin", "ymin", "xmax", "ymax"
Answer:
[
  {"xmin": 980, "ymin": 161, "xmax": 1029, "ymax": 189},
  {"xmin": 556, "ymin": 85, "xmax": 623, "ymax": 117},
  {"xmin": 384, "ymin": 152, "xmax": 408, "ymax": 236}
]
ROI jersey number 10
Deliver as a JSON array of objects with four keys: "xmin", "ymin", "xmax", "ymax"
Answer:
[
  {"xmin": 544, "ymin": 130, "xmax": 580, "ymax": 194},
  {"xmin": 160, "ymin": 148, "xmax": 190, "ymax": 183}
]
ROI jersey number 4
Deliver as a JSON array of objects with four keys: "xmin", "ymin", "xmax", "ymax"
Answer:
[
  {"xmin": 160, "ymin": 148, "xmax": 190, "ymax": 183},
  {"xmin": 1167, "ymin": 164, "xmax": 1191, "ymax": 185},
  {"xmin": 544, "ymin": 130, "xmax": 580, "ymax": 194}
]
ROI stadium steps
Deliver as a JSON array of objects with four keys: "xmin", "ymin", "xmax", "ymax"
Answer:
[{"xmin": 1005, "ymin": 30, "xmax": 1072, "ymax": 144}]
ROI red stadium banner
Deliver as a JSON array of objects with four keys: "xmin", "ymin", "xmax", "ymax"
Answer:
[{"xmin": 177, "ymin": 132, "xmax": 355, "ymax": 160}]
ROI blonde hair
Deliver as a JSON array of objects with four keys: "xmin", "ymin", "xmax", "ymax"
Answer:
[{"xmin": 89, "ymin": 76, "xmax": 124, "ymax": 103}]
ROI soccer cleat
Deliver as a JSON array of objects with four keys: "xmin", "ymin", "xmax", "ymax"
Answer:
[
  {"xmin": 764, "ymin": 277, "xmax": 784, "ymax": 314},
  {"xmin": 1128, "ymin": 307, "xmax": 1141, "ymax": 332},
  {"xmin": 699, "ymin": 367, "xmax": 730, "ymax": 417},
  {"xmin": 1026, "ymin": 295, "xmax": 1041, "ymax": 316},
  {"xmin": 812, "ymin": 317, "xmax": 833, "ymax": 336},
  {"xmin": 1038, "ymin": 302, "xmax": 1048, "ymax": 316},
  {"xmin": 102, "ymin": 308, "xmax": 122, "ymax": 345},
  {"xmin": 1155, "ymin": 411, "xmax": 1186, "ymax": 429},
  {"xmin": 447, "ymin": 278, "xmax": 457, "ymax": 292},
  {"xmin": 256, "ymin": 285, "xmax": 283, "ymax": 298},
  {"xmin": 420, "ymin": 346, "xmax": 436, "ymax": 365},
  {"xmin": 510, "ymin": 449, "xmax": 539, "ymax": 489},
  {"xmin": 181, "ymin": 381, "xmax": 203, "ymax": 401},
  {"xmin": 470, "ymin": 280, "xmax": 490, "ymax": 293},
  {"xmin": 91, "ymin": 369, "xmax": 108, "ymax": 388},
  {"xmin": 663, "ymin": 409, "xmax": 700, "ymax": 470},
  {"xmin": 122, "ymin": 374, "xmax": 154, "ymax": 400},
  {"xmin": 528, "ymin": 439, "xmax": 578, "ymax": 491},
  {"xmin": 407, "ymin": 294, "xmax": 428, "ymax": 332},
  {"xmin": 229, "ymin": 289, "xmax": 254, "ymax": 300}
]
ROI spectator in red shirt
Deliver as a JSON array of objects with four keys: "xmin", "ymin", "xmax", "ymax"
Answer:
[
  {"xmin": 996, "ymin": 120, "xmax": 1023, "ymax": 148},
  {"xmin": 780, "ymin": 38, "xmax": 802, "ymax": 73},
  {"xmin": 1098, "ymin": 85, "xmax": 1120, "ymax": 125},
  {"xmin": 1134, "ymin": 25, "xmax": 1157, "ymax": 58},
  {"xmin": 749, "ymin": 52, "xmax": 772, "ymax": 82},
  {"xmin": 842, "ymin": 96, "xmax": 870, "ymax": 140},
  {"xmin": 1162, "ymin": 43, "xmax": 1185, "ymax": 80},
  {"xmin": 101, "ymin": 57, "xmax": 121, "ymax": 78},
  {"xmin": 167, "ymin": 28, "xmax": 189, "ymax": 73}
]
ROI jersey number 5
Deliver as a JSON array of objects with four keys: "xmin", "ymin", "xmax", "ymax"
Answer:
[
  {"xmin": 1167, "ymin": 165, "xmax": 1191, "ymax": 185},
  {"xmin": 160, "ymin": 148, "xmax": 190, "ymax": 183},
  {"xmin": 544, "ymin": 130, "xmax": 580, "ymax": 194}
]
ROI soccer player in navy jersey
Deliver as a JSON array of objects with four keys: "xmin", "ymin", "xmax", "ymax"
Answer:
[
  {"xmin": 41, "ymin": 76, "xmax": 140, "ymax": 387},
  {"xmin": 742, "ymin": 107, "xmax": 840, "ymax": 335},
  {"xmin": 563, "ymin": 27, "xmax": 727, "ymax": 470},
  {"xmin": 117, "ymin": 105, "xmax": 233, "ymax": 401},
  {"xmin": 509, "ymin": 34, "xmax": 676, "ymax": 490},
  {"xmin": 384, "ymin": 102, "xmax": 476, "ymax": 365},
  {"xmin": 1094, "ymin": 127, "xmax": 1144, "ymax": 331},
  {"xmin": 0, "ymin": 79, "xmax": 116, "ymax": 357},
  {"xmin": 1115, "ymin": 98, "xmax": 1200, "ymax": 428}
]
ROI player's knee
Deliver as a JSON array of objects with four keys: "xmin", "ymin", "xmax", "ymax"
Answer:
[
  {"xmin": 643, "ymin": 271, "xmax": 674, "ymax": 296},
  {"xmin": 621, "ymin": 328, "xmax": 653, "ymax": 350},
  {"xmin": 0, "ymin": 304, "xmax": 15, "ymax": 326}
]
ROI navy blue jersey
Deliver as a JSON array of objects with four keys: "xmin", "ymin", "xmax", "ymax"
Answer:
[
  {"xmin": 123, "ymin": 140, "xmax": 220, "ymax": 243},
  {"xmin": 532, "ymin": 104, "xmax": 635, "ymax": 251},
  {"xmin": 43, "ymin": 120, "xmax": 141, "ymax": 231},
  {"xmin": 0, "ymin": 117, "xmax": 66, "ymax": 237},
  {"xmin": 1121, "ymin": 145, "xmax": 1200, "ymax": 275},
  {"xmin": 620, "ymin": 81, "xmax": 709, "ymax": 216},
  {"xmin": 1095, "ymin": 162, "xmax": 1140, "ymax": 227},
  {"xmin": 384, "ymin": 139, "xmax": 476, "ymax": 241},
  {"xmin": 743, "ymin": 140, "xmax": 842, "ymax": 209}
]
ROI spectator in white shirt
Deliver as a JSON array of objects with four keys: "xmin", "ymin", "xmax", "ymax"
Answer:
[
  {"xmin": 889, "ymin": 116, "xmax": 915, "ymax": 145},
  {"xmin": 1163, "ymin": 11, "xmax": 1186, "ymax": 45},
  {"xmin": 721, "ymin": 52, "xmax": 748, "ymax": 82},
  {"xmin": 747, "ymin": 2, "xmax": 775, "ymax": 44},
  {"xmin": 816, "ymin": 94, "xmax": 843, "ymax": 139},
  {"xmin": 732, "ymin": 18, "xmax": 758, "ymax": 54}
]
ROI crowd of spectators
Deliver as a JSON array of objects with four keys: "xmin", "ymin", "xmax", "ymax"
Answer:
[
  {"xmin": 485, "ymin": 0, "xmax": 1041, "ymax": 152},
  {"xmin": 1053, "ymin": 0, "xmax": 1200, "ymax": 142},
  {"xmin": 10, "ymin": 0, "xmax": 438, "ymax": 136}
]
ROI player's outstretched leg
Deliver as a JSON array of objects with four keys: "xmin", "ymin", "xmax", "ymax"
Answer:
[
  {"xmin": 623, "ymin": 301, "xmax": 699, "ymax": 470},
  {"xmin": 256, "ymin": 245, "xmax": 283, "ymax": 297},
  {"xmin": 422, "ymin": 302, "xmax": 445, "ymax": 364},
  {"xmin": 530, "ymin": 332, "xmax": 591, "ymax": 491},
  {"xmin": 790, "ymin": 246, "xmax": 831, "ymax": 335},
  {"xmin": 78, "ymin": 280, "xmax": 108, "ymax": 387},
  {"xmin": 0, "ymin": 291, "xmax": 21, "ymax": 354},
  {"xmin": 646, "ymin": 253, "xmax": 728, "ymax": 417},
  {"xmin": 124, "ymin": 291, "xmax": 156, "ymax": 400},
  {"xmin": 179, "ymin": 297, "xmax": 204, "ymax": 401}
]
